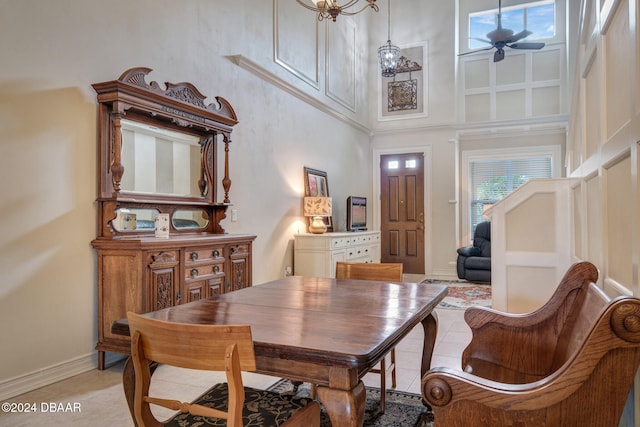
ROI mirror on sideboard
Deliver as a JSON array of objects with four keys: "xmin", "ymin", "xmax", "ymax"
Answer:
[
  {"xmin": 111, "ymin": 207, "xmax": 209, "ymax": 232},
  {"xmin": 120, "ymin": 119, "xmax": 203, "ymax": 198}
]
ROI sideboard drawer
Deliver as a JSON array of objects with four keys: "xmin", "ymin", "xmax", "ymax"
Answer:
[
  {"xmin": 184, "ymin": 247, "xmax": 224, "ymax": 264},
  {"xmin": 185, "ymin": 263, "xmax": 224, "ymax": 281}
]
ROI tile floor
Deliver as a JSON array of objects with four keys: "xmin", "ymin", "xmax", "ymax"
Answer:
[{"xmin": 0, "ymin": 307, "xmax": 471, "ymax": 427}]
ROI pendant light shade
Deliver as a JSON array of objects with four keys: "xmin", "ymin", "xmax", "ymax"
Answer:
[
  {"xmin": 378, "ymin": 41, "xmax": 401, "ymax": 77},
  {"xmin": 377, "ymin": 0, "xmax": 400, "ymax": 77}
]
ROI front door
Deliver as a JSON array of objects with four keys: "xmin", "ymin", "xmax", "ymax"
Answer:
[{"xmin": 380, "ymin": 153, "xmax": 425, "ymax": 274}]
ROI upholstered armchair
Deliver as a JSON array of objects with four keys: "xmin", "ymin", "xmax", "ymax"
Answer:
[{"xmin": 456, "ymin": 221, "xmax": 491, "ymax": 282}]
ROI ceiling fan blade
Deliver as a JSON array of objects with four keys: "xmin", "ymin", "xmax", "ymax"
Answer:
[
  {"xmin": 509, "ymin": 42, "xmax": 545, "ymax": 50},
  {"xmin": 471, "ymin": 37, "xmax": 493, "ymax": 45},
  {"xmin": 507, "ymin": 30, "xmax": 532, "ymax": 43},
  {"xmin": 494, "ymin": 49, "xmax": 505, "ymax": 62},
  {"xmin": 459, "ymin": 46, "xmax": 495, "ymax": 56}
]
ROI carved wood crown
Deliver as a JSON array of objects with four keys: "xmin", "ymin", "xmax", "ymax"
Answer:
[{"xmin": 93, "ymin": 67, "xmax": 239, "ymax": 132}]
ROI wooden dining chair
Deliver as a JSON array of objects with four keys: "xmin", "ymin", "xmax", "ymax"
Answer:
[
  {"xmin": 422, "ymin": 261, "xmax": 640, "ymax": 426},
  {"xmin": 335, "ymin": 261, "xmax": 404, "ymax": 414},
  {"xmin": 127, "ymin": 312, "xmax": 321, "ymax": 427}
]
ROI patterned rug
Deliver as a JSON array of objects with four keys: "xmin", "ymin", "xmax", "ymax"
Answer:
[
  {"xmin": 422, "ymin": 279, "xmax": 492, "ymax": 310},
  {"xmin": 267, "ymin": 379, "xmax": 434, "ymax": 427}
]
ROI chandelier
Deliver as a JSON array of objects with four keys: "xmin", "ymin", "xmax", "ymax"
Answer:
[
  {"xmin": 377, "ymin": 0, "xmax": 400, "ymax": 77},
  {"xmin": 296, "ymin": 0, "xmax": 379, "ymax": 22}
]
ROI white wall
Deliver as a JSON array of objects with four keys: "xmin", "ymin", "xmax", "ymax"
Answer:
[{"xmin": 0, "ymin": 0, "xmax": 372, "ymax": 397}]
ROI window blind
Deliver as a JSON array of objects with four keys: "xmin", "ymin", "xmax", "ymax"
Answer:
[{"xmin": 469, "ymin": 156, "xmax": 553, "ymax": 231}]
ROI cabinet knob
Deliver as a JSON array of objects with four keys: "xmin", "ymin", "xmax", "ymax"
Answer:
[
  {"xmin": 190, "ymin": 268, "xmax": 198, "ymax": 278},
  {"xmin": 213, "ymin": 249, "xmax": 220, "ymax": 258},
  {"xmin": 190, "ymin": 252, "xmax": 198, "ymax": 261},
  {"xmin": 213, "ymin": 265, "xmax": 220, "ymax": 273}
]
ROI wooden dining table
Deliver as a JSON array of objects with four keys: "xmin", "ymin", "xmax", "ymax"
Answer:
[{"xmin": 114, "ymin": 275, "xmax": 447, "ymax": 427}]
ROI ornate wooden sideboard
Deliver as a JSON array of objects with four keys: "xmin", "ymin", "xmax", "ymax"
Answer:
[{"xmin": 91, "ymin": 68, "xmax": 256, "ymax": 369}]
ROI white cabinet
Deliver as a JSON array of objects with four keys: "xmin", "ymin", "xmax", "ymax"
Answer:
[{"xmin": 294, "ymin": 231, "xmax": 381, "ymax": 278}]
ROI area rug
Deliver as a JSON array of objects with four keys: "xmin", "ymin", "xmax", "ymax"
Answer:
[
  {"xmin": 422, "ymin": 279, "xmax": 492, "ymax": 310},
  {"xmin": 267, "ymin": 379, "xmax": 434, "ymax": 427}
]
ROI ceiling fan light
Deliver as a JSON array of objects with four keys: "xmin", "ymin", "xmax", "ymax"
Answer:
[{"xmin": 378, "ymin": 40, "xmax": 401, "ymax": 77}]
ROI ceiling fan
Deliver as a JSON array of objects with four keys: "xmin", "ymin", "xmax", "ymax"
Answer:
[{"xmin": 462, "ymin": 0, "xmax": 546, "ymax": 62}]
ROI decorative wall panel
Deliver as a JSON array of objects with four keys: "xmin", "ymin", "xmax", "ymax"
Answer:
[
  {"xmin": 585, "ymin": 52, "xmax": 600, "ymax": 158},
  {"xmin": 274, "ymin": 0, "xmax": 319, "ymax": 88},
  {"xmin": 604, "ymin": 0, "xmax": 631, "ymax": 140},
  {"xmin": 496, "ymin": 89, "xmax": 525, "ymax": 119},
  {"xmin": 572, "ymin": 185, "xmax": 583, "ymax": 260},
  {"xmin": 326, "ymin": 17, "xmax": 356, "ymax": 110},
  {"xmin": 586, "ymin": 175, "xmax": 601, "ymax": 266},
  {"xmin": 605, "ymin": 154, "xmax": 632, "ymax": 287}
]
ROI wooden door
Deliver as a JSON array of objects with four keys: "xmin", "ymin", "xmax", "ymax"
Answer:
[{"xmin": 380, "ymin": 153, "xmax": 425, "ymax": 274}]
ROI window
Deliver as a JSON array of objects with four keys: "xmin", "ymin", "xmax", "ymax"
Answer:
[
  {"xmin": 469, "ymin": 0, "xmax": 556, "ymax": 50},
  {"xmin": 461, "ymin": 146, "xmax": 561, "ymax": 240}
]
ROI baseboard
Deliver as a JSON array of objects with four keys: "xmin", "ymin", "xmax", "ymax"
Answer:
[
  {"xmin": 430, "ymin": 268, "xmax": 458, "ymax": 281},
  {"xmin": 0, "ymin": 352, "xmax": 124, "ymax": 401}
]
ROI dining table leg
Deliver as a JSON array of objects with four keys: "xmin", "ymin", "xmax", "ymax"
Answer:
[{"xmin": 317, "ymin": 381, "xmax": 366, "ymax": 427}]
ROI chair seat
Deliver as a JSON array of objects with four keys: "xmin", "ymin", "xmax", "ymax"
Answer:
[
  {"xmin": 464, "ymin": 257, "xmax": 490, "ymax": 270},
  {"xmin": 165, "ymin": 383, "xmax": 316, "ymax": 426}
]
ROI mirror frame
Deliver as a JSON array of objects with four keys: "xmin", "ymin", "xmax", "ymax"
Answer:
[
  {"xmin": 93, "ymin": 68, "xmax": 238, "ymax": 238},
  {"xmin": 93, "ymin": 67, "xmax": 237, "ymax": 205}
]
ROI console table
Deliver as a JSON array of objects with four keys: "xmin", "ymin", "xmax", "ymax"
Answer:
[{"xmin": 294, "ymin": 231, "xmax": 381, "ymax": 278}]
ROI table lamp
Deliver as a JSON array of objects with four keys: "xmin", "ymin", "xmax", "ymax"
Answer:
[{"xmin": 304, "ymin": 196, "xmax": 332, "ymax": 234}]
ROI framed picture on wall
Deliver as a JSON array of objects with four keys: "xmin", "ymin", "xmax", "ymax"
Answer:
[
  {"xmin": 303, "ymin": 167, "xmax": 333, "ymax": 231},
  {"xmin": 378, "ymin": 41, "xmax": 429, "ymax": 121}
]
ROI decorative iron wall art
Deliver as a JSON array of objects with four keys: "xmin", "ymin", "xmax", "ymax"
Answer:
[{"xmin": 379, "ymin": 42, "xmax": 428, "ymax": 121}]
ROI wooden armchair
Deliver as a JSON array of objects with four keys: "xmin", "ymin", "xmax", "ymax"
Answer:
[
  {"xmin": 335, "ymin": 261, "xmax": 403, "ymax": 414},
  {"xmin": 422, "ymin": 261, "xmax": 640, "ymax": 426},
  {"xmin": 127, "ymin": 312, "xmax": 320, "ymax": 427}
]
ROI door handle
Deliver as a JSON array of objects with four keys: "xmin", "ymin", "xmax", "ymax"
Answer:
[{"xmin": 417, "ymin": 213, "xmax": 424, "ymax": 230}]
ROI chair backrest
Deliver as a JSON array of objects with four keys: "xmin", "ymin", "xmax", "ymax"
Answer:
[
  {"xmin": 462, "ymin": 261, "xmax": 600, "ymax": 382},
  {"xmin": 472, "ymin": 221, "xmax": 491, "ymax": 256},
  {"xmin": 335, "ymin": 261, "xmax": 403, "ymax": 282},
  {"xmin": 127, "ymin": 312, "xmax": 256, "ymax": 427}
]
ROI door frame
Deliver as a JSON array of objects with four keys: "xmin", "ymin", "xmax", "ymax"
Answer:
[{"xmin": 373, "ymin": 145, "xmax": 433, "ymax": 277}]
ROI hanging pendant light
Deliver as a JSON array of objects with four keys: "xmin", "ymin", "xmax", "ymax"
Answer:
[{"xmin": 377, "ymin": 0, "xmax": 400, "ymax": 77}]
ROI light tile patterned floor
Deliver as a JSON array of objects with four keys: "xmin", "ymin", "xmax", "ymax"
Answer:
[{"xmin": 0, "ymin": 307, "xmax": 470, "ymax": 427}]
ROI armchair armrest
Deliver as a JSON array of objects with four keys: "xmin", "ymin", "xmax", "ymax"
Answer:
[
  {"xmin": 422, "ymin": 365, "xmax": 587, "ymax": 423},
  {"xmin": 457, "ymin": 246, "xmax": 481, "ymax": 257},
  {"xmin": 461, "ymin": 306, "xmax": 562, "ymax": 383}
]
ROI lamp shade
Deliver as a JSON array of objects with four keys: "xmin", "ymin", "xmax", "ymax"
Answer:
[{"xmin": 304, "ymin": 197, "xmax": 332, "ymax": 217}]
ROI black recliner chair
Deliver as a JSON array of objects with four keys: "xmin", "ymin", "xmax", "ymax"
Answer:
[{"xmin": 456, "ymin": 221, "xmax": 491, "ymax": 282}]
